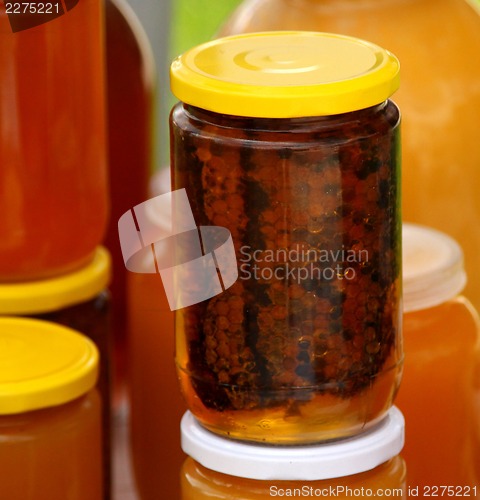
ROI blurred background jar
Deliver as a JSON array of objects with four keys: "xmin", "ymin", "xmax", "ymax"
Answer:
[
  {"xmin": 396, "ymin": 223, "xmax": 480, "ymax": 488},
  {"xmin": 127, "ymin": 169, "xmax": 186, "ymax": 500},
  {"xmin": 0, "ymin": 317, "xmax": 103, "ymax": 500},
  {"xmin": 104, "ymin": 0, "xmax": 155, "ymax": 389},
  {"xmin": 0, "ymin": 248, "xmax": 112, "ymax": 499},
  {"xmin": 170, "ymin": 31, "xmax": 403, "ymax": 444},
  {"xmin": 219, "ymin": 0, "xmax": 480, "ymax": 318},
  {"xmin": 0, "ymin": 0, "xmax": 108, "ymax": 281},
  {"xmin": 180, "ymin": 408, "xmax": 406, "ymax": 499}
]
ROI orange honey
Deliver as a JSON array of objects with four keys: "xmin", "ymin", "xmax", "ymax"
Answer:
[
  {"xmin": 0, "ymin": 247, "xmax": 112, "ymax": 499},
  {"xmin": 180, "ymin": 409, "xmax": 407, "ymax": 499},
  {"xmin": 127, "ymin": 171, "xmax": 187, "ymax": 500},
  {"xmin": 220, "ymin": 0, "xmax": 480, "ymax": 318},
  {"xmin": 0, "ymin": 317, "xmax": 103, "ymax": 500},
  {"xmin": 104, "ymin": 0, "xmax": 154, "ymax": 364},
  {"xmin": 127, "ymin": 269, "xmax": 186, "ymax": 500},
  {"xmin": 396, "ymin": 223, "xmax": 480, "ymax": 487},
  {"xmin": 0, "ymin": 392, "xmax": 102, "ymax": 500},
  {"xmin": 182, "ymin": 458, "xmax": 406, "ymax": 500},
  {"xmin": 0, "ymin": 0, "xmax": 108, "ymax": 281}
]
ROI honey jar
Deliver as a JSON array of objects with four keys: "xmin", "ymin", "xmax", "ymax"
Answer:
[
  {"xmin": 128, "ymin": 170, "xmax": 186, "ymax": 500},
  {"xmin": 0, "ymin": 0, "xmax": 108, "ymax": 281},
  {"xmin": 220, "ymin": 0, "xmax": 480, "ymax": 319},
  {"xmin": 104, "ymin": 0, "xmax": 155, "ymax": 359},
  {"xmin": 396, "ymin": 223, "xmax": 480, "ymax": 487},
  {"xmin": 181, "ymin": 408, "xmax": 406, "ymax": 499},
  {"xmin": 170, "ymin": 31, "xmax": 403, "ymax": 443},
  {"xmin": 0, "ymin": 247, "xmax": 112, "ymax": 498},
  {"xmin": 0, "ymin": 317, "xmax": 103, "ymax": 500}
]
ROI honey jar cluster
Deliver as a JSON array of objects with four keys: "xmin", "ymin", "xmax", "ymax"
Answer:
[{"xmin": 0, "ymin": 0, "xmax": 156, "ymax": 497}]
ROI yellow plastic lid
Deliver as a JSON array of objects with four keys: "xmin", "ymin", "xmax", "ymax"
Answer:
[
  {"xmin": 0, "ymin": 247, "xmax": 111, "ymax": 315},
  {"xmin": 170, "ymin": 31, "xmax": 400, "ymax": 118},
  {"xmin": 0, "ymin": 317, "xmax": 99, "ymax": 415}
]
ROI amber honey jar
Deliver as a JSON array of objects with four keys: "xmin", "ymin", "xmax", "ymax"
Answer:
[
  {"xmin": 0, "ymin": 248, "xmax": 112, "ymax": 499},
  {"xmin": 0, "ymin": 317, "xmax": 103, "ymax": 500},
  {"xmin": 170, "ymin": 31, "xmax": 403, "ymax": 443},
  {"xmin": 396, "ymin": 223, "xmax": 480, "ymax": 488},
  {"xmin": 181, "ymin": 408, "xmax": 406, "ymax": 499},
  {"xmin": 220, "ymin": 0, "xmax": 480, "ymax": 320},
  {"xmin": 128, "ymin": 170, "xmax": 186, "ymax": 500},
  {"xmin": 104, "ymin": 0, "xmax": 155, "ymax": 365},
  {"xmin": 0, "ymin": 0, "xmax": 108, "ymax": 281}
]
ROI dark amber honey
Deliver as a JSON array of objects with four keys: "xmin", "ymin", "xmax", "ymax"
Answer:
[
  {"xmin": 170, "ymin": 31, "xmax": 402, "ymax": 443},
  {"xmin": 171, "ymin": 103, "xmax": 402, "ymax": 443}
]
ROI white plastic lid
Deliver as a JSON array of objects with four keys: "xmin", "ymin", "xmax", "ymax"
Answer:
[
  {"xmin": 181, "ymin": 407, "xmax": 405, "ymax": 481},
  {"xmin": 403, "ymin": 223, "xmax": 466, "ymax": 313}
]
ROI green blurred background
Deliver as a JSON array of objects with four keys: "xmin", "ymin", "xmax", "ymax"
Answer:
[
  {"xmin": 126, "ymin": 0, "xmax": 242, "ymax": 168},
  {"xmin": 169, "ymin": 0, "xmax": 242, "ymax": 58}
]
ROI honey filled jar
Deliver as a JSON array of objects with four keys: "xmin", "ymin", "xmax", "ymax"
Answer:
[
  {"xmin": 181, "ymin": 408, "xmax": 406, "ymax": 499},
  {"xmin": 128, "ymin": 170, "xmax": 187, "ymax": 500},
  {"xmin": 104, "ymin": 0, "xmax": 155, "ymax": 364},
  {"xmin": 170, "ymin": 31, "xmax": 403, "ymax": 443},
  {"xmin": 219, "ymin": 0, "xmax": 480, "ymax": 324},
  {"xmin": 396, "ymin": 223, "xmax": 480, "ymax": 488},
  {"xmin": 0, "ymin": 317, "xmax": 103, "ymax": 500},
  {"xmin": 0, "ymin": 247, "xmax": 112, "ymax": 499},
  {"xmin": 0, "ymin": 0, "xmax": 108, "ymax": 281}
]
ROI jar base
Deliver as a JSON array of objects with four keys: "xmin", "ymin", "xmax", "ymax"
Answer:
[{"xmin": 177, "ymin": 359, "xmax": 402, "ymax": 444}]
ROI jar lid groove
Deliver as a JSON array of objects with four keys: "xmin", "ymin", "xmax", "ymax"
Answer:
[{"xmin": 170, "ymin": 31, "xmax": 400, "ymax": 118}]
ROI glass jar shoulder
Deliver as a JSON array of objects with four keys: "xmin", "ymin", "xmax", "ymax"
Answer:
[
  {"xmin": 404, "ymin": 296, "xmax": 480, "ymax": 349},
  {"xmin": 220, "ymin": 0, "xmax": 480, "ymax": 43},
  {"xmin": 0, "ymin": 390, "xmax": 100, "ymax": 440},
  {"xmin": 171, "ymin": 101, "xmax": 400, "ymax": 146}
]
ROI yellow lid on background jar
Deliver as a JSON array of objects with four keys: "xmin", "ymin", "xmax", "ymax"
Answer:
[
  {"xmin": 170, "ymin": 31, "xmax": 400, "ymax": 118},
  {"xmin": 0, "ymin": 317, "xmax": 98, "ymax": 415},
  {"xmin": 0, "ymin": 247, "xmax": 111, "ymax": 315}
]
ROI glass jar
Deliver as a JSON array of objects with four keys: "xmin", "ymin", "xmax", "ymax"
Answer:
[
  {"xmin": 180, "ymin": 408, "xmax": 406, "ymax": 499},
  {"xmin": 220, "ymin": 0, "xmax": 480, "ymax": 328},
  {"xmin": 104, "ymin": 0, "xmax": 155, "ymax": 364},
  {"xmin": 0, "ymin": 317, "xmax": 103, "ymax": 500},
  {"xmin": 127, "ymin": 170, "xmax": 187, "ymax": 500},
  {"xmin": 170, "ymin": 31, "xmax": 403, "ymax": 443},
  {"xmin": 0, "ymin": 247, "xmax": 112, "ymax": 499},
  {"xmin": 0, "ymin": 0, "xmax": 108, "ymax": 281},
  {"xmin": 395, "ymin": 223, "xmax": 480, "ymax": 488}
]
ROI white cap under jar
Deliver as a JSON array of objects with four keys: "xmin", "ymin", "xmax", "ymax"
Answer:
[
  {"xmin": 181, "ymin": 407, "xmax": 405, "ymax": 481},
  {"xmin": 402, "ymin": 223, "xmax": 467, "ymax": 313}
]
